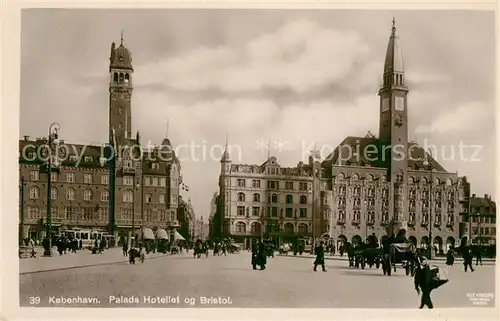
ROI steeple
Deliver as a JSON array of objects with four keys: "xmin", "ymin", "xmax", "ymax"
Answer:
[
  {"xmin": 221, "ymin": 133, "xmax": 231, "ymax": 162},
  {"xmin": 120, "ymin": 30, "xmax": 124, "ymax": 45},
  {"xmin": 380, "ymin": 17, "xmax": 406, "ymax": 92}
]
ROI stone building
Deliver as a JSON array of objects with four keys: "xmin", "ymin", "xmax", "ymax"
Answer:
[
  {"xmin": 214, "ymin": 20, "xmax": 479, "ymax": 253},
  {"xmin": 177, "ymin": 196, "xmax": 195, "ymax": 242},
  {"xmin": 217, "ymin": 143, "xmax": 321, "ymax": 249},
  {"xmin": 468, "ymin": 194, "xmax": 496, "ymax": 245},
  {"xmin": 19, "ymin": 35, "xmax": 181, "ymax": 245},
  {"xmin": 322, "ymin": 20, "xmax": 466, "ymax": 252}
]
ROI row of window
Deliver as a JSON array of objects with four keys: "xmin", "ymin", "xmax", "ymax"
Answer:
[
  {"xmin": 236, "ymin": 179, "xmax": 311, "ymax": 191},
  {"xmin": 237, "ymin": 193, "xmax": 309, "ymax": 205},
  {"xmin": 234, "ymin": 221, "xmax": 309, "ymax": 234},
  {"xmin": 472, "ymin": 227, "xmax": 497, "ymax": 235},
  {"xmin": 471, "ymin": 216, "xmax": 496, "ymax": 224},
  {"xmin": 336, "ymin": 173, "xmax": 456, "ymax": 186},
  {"xmin": 26, "ymin": 206, "xmax": 176, "ymax": 222},
  {"xmin": 337, "ymin": 185, "xmax": 456, "ymax": 200},
  {"xmin": 236, "ymin": 206, "xmax": 308, "ymax": 218},
  {"xmin": 335, "ymin": 210, "xmax": 455, "ymax": 225},
  {"xmin": 28, "ymin": 186, "xmax": 167, "ymax": 204},
  {"xmin": 27, "ymin": 171, "xmax": 168, "ymax": 187}
]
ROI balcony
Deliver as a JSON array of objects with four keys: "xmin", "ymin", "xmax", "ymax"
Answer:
[
  {"xmin": 366, "ymin": 220, "xmax": 375, "ymax": 226},
  {"xmin": 408, "ymin": 221, "xmax": 416, "ymax": 227},
  {"xmin": 337, "ymin": 219, "xmax": 346, "ymax": 225},
  {"xmin": 434, "ymin": 220, "xmax": 442, "ymax": 228},
  {"xmin": 351, "ymin": 219, "xmax": 360, "ymax": 226},
  {"xmin": 420, "ymin": 221, "xmax": 429, "ymax": 227}
]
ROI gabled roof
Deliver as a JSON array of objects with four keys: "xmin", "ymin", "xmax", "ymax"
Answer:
[{"xmin": 321, "ymin": 136, "xmax": 447, "ymax": 172}]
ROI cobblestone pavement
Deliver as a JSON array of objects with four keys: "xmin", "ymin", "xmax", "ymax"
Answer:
[{"xmin": 19, "ymin": 251, "xmax": 495, "ymax": 308}]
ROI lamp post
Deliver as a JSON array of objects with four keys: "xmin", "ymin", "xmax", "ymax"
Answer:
[
  {"xmin": 44, "ymin": 122, "xmax": 60, "ymax": 257},
  {"xmin": 423, "ymin": 152, "xmax": 433, "ymax": 260},
  {"xmin": 19, "ymin": 176, "xmax": 26, "ymax": 245}
]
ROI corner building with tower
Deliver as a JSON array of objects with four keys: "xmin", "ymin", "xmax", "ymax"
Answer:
[
  {"xmin": 19, "ymin": 35, "xmax": 183, "ymax": 246},
  {"xmin": 215, "ymin": 21, "xmax": 479, "ymax": 253}
]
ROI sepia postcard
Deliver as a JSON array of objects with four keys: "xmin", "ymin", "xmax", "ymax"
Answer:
[{"xmin": 1, "ymin": 1, "xmax": 498, "ymax": 320}]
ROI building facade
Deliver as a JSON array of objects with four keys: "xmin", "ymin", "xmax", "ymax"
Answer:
[
  {"xmin": 214, "ymin": 20, "xmax": 492, "ymax": 253},
  {"xmin": 217, "ymin": 145, "xmax": 321, "ymax": 248},
  {"xmin": 19, "ymin": 36, "xmax": 182, "ymax": 245},
  {"xmin": 468, "ymin": 194, "xmax": 496, "ymax": 245},
  {"xmin": 177, "ymin": 196, "xmax": 195, "ymax": 242}
]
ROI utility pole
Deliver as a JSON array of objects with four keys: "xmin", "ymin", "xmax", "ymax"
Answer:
[{"xmin": 19, "ymin": 176, "xmax": 25, "ymax": 245}]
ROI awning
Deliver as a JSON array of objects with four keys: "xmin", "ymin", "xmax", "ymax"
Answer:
[
  {"xmin": 142, "ymin": 228, "xmax": 155, "ymax": 240},
  {"xmin": 173, "ymin": 231, "xmax": 185, "ymax": 241},
  {"xmin": 156, "ymin": 228, "xmax": 168, "ymax": 240}
]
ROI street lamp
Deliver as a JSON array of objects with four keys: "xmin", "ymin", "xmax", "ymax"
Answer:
[
  {"xmin": 44, "ymin": 122, "xmax": 60, "ymax": 257},
  {"xmin": 423, "ymin": 152, "xmax": 433, "ymax": 260},
  {"xmin": 19, "ymin": 176, "xmax": 26, "ymax": 245}
]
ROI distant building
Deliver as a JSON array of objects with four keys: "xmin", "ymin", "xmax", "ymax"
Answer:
[
  {"xmin": 468, "ymin": 194, "xmax": 496, "ymax": 245},
  {"xmin": 19, "ymin": 35, "xmax": 182, "ymax": 245},
  {"xmin": 177, "ymin": 196, "xmax": 194, "ymax": 241}
]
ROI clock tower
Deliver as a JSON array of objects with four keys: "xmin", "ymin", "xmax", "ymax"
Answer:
[
  {"xmin": 378, "ymin": 18, "xmax": 409, "ymax": 225},
  {"xmin": 109, "ymin": 32, "xmax": 133, "ymax": 147}
]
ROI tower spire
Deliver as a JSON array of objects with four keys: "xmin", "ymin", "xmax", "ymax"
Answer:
[
  {"xmin": 267, "ymin": 138, "xmax": 271, "ymax": 159},
  {"xmin": 120, "ymin": 30, "xmax": 124, "ymax": 45}
]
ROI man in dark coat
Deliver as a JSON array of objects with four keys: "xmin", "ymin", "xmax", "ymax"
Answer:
[
  {"xmin": 257, "ymin": 240, "xmax": 267, "ymax": 270},
  {"xmin": 463, "ymin": 246, "xmax": 475, "ymax": 272},
  {"xmin": 122, "ymin": 241, "xmax": 128, "ymax": 257},
  {"xmin": 314, "ymin": 241, "xmax": 326, "ymax": 272},
  {"xmin": 251, "ymin": 243, "xmax": 259, "ymax": 270},
  {"xmin": 474, "ymin": 245, "xmax": 483, "ymax": 266},
  {"xmin": 414, "ymin": 257, "xmax": 434, "ymax": 309}
]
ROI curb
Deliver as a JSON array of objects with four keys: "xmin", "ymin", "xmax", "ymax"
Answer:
[{"xmin": 20, "ymin": 253, "xmax": 172, "ymax": 275}]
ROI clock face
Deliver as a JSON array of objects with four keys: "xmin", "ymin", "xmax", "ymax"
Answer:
[
  {"xmin": 382, "ymin": 98, "xmax": 390, "ymax": 112},
  {"xmin": 395, "ymin": 96, "xmax": 405, "ymax": 111}
]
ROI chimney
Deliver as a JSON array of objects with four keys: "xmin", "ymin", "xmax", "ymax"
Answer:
[
  {"xmin": 485, "ymin": 194, "xmax": 489, "ymax": 200},
  {"xmin": 23, "ymin": 135, "xmax": 30, "ymax": 141},
  {"xmin": 472, "ymin": 193, "xmax": 476, "ymax": 198}
]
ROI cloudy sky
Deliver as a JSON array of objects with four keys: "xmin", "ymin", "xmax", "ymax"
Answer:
[{"xmin": 20, "ymin": 9, "xmax": 495, "ymax": 218}]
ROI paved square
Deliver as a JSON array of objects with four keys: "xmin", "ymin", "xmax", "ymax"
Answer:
[{"xmin": 19, "ymin": 251, "xmax": 495, "ymax": 308}]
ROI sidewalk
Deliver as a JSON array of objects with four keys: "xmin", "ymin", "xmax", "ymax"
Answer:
[
  {"xmin": 281, "ymin": 253, "xmax": 496, "ymax": 265},
  {"xmin": 19, "ymin": 247, "xmax": 173, "ymax": 274}
]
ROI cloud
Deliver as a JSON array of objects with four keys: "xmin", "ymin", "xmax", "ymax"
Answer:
[
  {"xmin": 135, "ymin": 19, "xmax": 371, "ymax": 94},
  {"xmin": 414, "ymin": 101, "xmax": 492, "ymax": 135}
]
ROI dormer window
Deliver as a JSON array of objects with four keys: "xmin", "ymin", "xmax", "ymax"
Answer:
[{"xmin": 119, "ymin": 56, "xmax": 124, "ymax": 62}]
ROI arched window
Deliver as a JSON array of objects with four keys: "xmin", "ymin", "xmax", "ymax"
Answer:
[
  {"xmin": 84, "ymin": 189, "xmax": 93, "ymax": 201},
  {"xmin": 123, "ymin": 189, "xmax": 133, "ymax": 203},
  {"xmin": 352, "ymin": 173, "xmax": 359, "ymax": 180},
  {"xmin": 252, "ymin": 193, "xmax": 260, "ymax": 202},
  {"xmin": 237, "ymin": 192, "xmax": 245, "ymax": 202},
  {"xmin": 446, "ymin": 178, "xmax": 452, "ymax": 186},
  {"xmin": 286, "ymin": 195, "xmax": 293, "ymax": 204},
  {"xmin": 369, "ymin": 198, "xmax": 375, "ymax": 207},
  {"xmin": 353, "ymin": 186, "xmax": 361, "ymax": 197},
  {"xmin": 284, "ymin": 223, "xmax": 294, "ymax": 233},
  {"xmin": 421, "ymin": 177, "xmax": 428, "ymax": 184},
  {"xmin": 119, "ymin": 73, "xmax": 124, "ymax": 83},
  {"xmin": 382, "ymin": 211, "xmax": 389, "ymax": 222},
  {"xmin": 434, "ymin": 178, "xmax": 441, "ymax": 185},
  {"xmin": 338, "ymin": 173, "xmax": 345, "ymax": 180},
  {"xmin": 236, "ymin": 222, "xmax": 246, "ymax": 233},
  {"xmin": 113, "ymin": 72, "xmax": 118, "ymax": 82},
  {"xmin": 381, "ymin": 175, "xmax": 387, "ymax": 182},
  {"xmin": 300, "ymin": 195, "xmax": 307, "ymax": 205},
  {"xmin": 125, "ymin": 73, "xmax": 130, "ymax": 81},
  {"xmin": 409, "ymin": 212, "xmax": 416, "ymax": 223},
  {"xmin": 298, "ymin": 224, "xmax": 308, "ymax": 234},
  {"xmin": 101, "ymin": 190, "xmax": 109, "ymax": 202},
  {"xmin": 408, "ymin": 176, "xmax": 414, "ymax": 184},
  {"xmin": 29, "ymin": 186, "xmax": 40, "ymax": 199},
  {"xmin": 368, "ymin": 186, "xmax": 375, "ymax": 197},
  {"xmin": 66, "ymin": 188, "xmax": 76, "ymax": 201},
  {"xmin": 338, "ymin": 210, "xmax": 346, "ymax": 221},
  {"xmin": 51, "ymin": 187, "xmax": 58, "ymax": 200},
  {"xmin": 367, "ymin": 174, "xmax": 374, "ymax": 181},
  {"xmin": 271, "ymin": 194, "xmax": 278, "ymax": 203},
  {"xmin": 382, "ymin": 188, "xmax": 389, "ymax": 198}
]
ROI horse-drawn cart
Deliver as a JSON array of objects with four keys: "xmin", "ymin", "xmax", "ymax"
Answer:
[{"xmin": 382, "ymin": 243, "xmax": 418, "ymax": 276}]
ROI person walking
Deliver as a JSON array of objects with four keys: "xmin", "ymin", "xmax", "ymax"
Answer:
[
  {"xmin": 313, "ymin": 241, "xmax": 326, "ymax": 272},
  {"xmin": 251, "ymin": 243, "xmax": 259, "ymax": 270},
  {"xmin": 257, "ymin": 240, "xmax": 267, "ymax": 270},
  {"xmin": 446, "ymin": 248, "xmax": 454, "ymax": 266},
  {"xmin": 122, "ymin": 241, "xmax": 128, "ymax": 257},
  {"xmin": 414, "ymin": 257, "xmax": 434, "ymax": 309},
  {"xmin": 463, "ymin": 246, "xmax": 475, "ymax": 272},
  {"xmin": 475, "ymin": 246, "xmax": 483, "ymax": 266}
]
